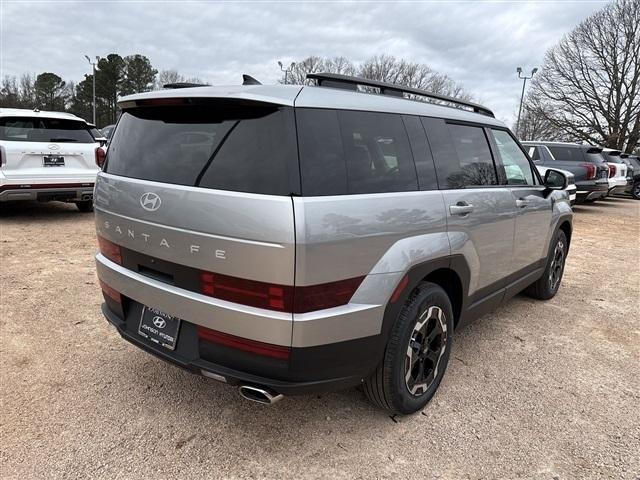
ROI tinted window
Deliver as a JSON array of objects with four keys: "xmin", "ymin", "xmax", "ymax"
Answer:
[
  {"xmin": 105, "ymin": 104, "xmax": 298, "ymax": 196},
  {"xmin": 339, "ymin": 110, "xmax": 417, "ymax": 194},
  {"xmin": 296, "ymin": 109, "xmax": 347, "ymax": 195},
  {"xmin": 548, "ymin": 146, "xmax": 584, "ymax": 162},
  {"xmin": 492, "ymin": 130, "xmax": 534, "ymax": 185},
  {"xmin": 0, "ymin": 117, "xmax": 95, "ymax": 143},
  {"xmin": 297, "ymin": 109, "xmax": 418, "ymax": 195},
  {"xmin": 446, "ymin": 124, "xmax": 497, "ymax": 187}
]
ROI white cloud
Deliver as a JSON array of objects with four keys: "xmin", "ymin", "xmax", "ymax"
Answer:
[{"xmin": 1, "ymin": 0, "xmax": 607, "ymax": 125}]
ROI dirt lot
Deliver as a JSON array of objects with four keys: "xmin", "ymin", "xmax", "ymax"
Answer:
[{"xmin": 1, "ymin": 197, "xmax": 639, "ymax": 479}]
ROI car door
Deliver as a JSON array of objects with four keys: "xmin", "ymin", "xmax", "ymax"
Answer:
[
  {"xmin": 490, "ymin": 129, "xmax": 552, "ymax": 275},
  {"xmin": 422, "ymin": 118, "xmax": 517, "ymax": 306}
]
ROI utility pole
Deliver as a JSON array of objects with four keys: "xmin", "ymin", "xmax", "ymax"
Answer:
[
  {"xmin": 515, "ymin": 66, "xmax": 538, "ymax": 139},
  {"xmin": 85, "ymin": 55, "xmax": 99, "ymax": 124},
  {"xmin": 278, "ymin": 61, "xmax": 296, "ymax": 85}
]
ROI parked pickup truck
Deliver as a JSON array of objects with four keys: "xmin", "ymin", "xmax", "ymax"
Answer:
[{"xmin": 522, "ymin": 142, "xmax": 609, "ymax": 204}]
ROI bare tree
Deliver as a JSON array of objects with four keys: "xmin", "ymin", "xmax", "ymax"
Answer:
[
  {"xmin": 154, "ymin": 69, "xmax": 205, "ymax": 90},
  {"xmin": 280, "ymin": 54, "xmax": 471, "ymax": 102},
  {"xmin": 282, "ymin": 56, "xmax": 355, "ymax": 85},
  {"xmin": 530, "ymin": 0, "xmax": 640, "ymax": 152}
]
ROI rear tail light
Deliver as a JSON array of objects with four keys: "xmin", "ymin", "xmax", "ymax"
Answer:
[
  {"xmin": 99, "ymin": 279, "xmax": 122, "ymax": 303},
  {"xmin": 199, "ymin": 272, "xmax": 364, "ymax": 313},
  {"xmin": 95, "ymin": 146, "xmax": 107, "ymax": 169},
  {"xmin": 197, "ymin": 326, "xmax": 290, "ymax": 360},
  {"xmin": 608, "ymin": 164, "xmax": 616, "ymax": 178},
  {"xmin": 97, "ymin": 235, "xmax": 122, "ymax": 265},
  {"xmin": 581, "ymin": 163, "xmax": 596, "ymax": 180}
]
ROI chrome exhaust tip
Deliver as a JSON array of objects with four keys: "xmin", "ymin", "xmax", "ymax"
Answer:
[{"xmin": 238, "ymin": 385, "xmax": 284, "ymax": 405}]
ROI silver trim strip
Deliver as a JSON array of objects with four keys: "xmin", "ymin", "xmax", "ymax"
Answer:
[{"xmin": 95, "ymin": 206, "xmax": 284, "ymax": 249}]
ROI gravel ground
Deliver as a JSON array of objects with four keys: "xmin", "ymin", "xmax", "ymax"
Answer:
[{"xmin": 1, "ymin": 197, "xmax": 639, "ymax": 479}]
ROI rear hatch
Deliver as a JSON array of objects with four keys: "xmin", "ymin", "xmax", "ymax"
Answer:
[
  {"xmin": 0, "ymin": 115, "xmax": 99, "ymax": 181},
  {"xmin": 95, "ymin": 98, "xmax": 300, "ymax": 311}
]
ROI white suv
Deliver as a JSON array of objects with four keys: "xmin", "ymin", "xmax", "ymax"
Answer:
[{"xmin": 0, "ymin": 108, "xmax": 102, "ymax": 212}]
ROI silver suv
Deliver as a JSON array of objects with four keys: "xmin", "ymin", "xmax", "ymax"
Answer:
[{"xmin": 94, "ymin": 74, "xmax": 573, "ymax": 414}]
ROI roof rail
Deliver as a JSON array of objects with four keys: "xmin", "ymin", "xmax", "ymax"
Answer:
[
  {"xmin": 163, "ymin": 82, "xmax": 208, "ymax": 89},
  {"xmin": 306, "ymin": 72, "xmax": 494, "ymax": 117}
]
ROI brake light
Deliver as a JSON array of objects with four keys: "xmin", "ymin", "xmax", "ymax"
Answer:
[
  {"xmin": 197, "ymin": 326, "xmax": 290, "ymax": 360},
  {"xmin": 97, "ymin": 235, "xmax": 122, "ymax": 265},
  {"xmin": 581, "ymin": 163, "xmax": 596, "ymax": 180},
  {"xmin": 608, "ymin": 164, "xmax": 616, "ymax": 178},
  {"xmin": 95, "ymin": 146, "xmax": 106, "ymax": 169},
  {"xmin": 137, "ymin": 98, "xmax": 187, "ymax": 107},
  {"xmin": 99, "ymin": 279, "xmax": 122, "ymax": 303},
  {"xmin": 199, "ymin": 272, "xmax": 364, "ymax": 313}
]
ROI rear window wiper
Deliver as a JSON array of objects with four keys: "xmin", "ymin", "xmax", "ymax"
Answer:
[{"xmin": 48, "ymin": 137, "xmax": 78, "ymax": 142}]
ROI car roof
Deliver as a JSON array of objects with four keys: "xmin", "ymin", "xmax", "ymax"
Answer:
[
  {"xmin": 119, "ymin": 84, "xmax": 506, "ymax": 127},
  {"xmin": 0, "ymin": 107, "xmax": 87, "ymax": 122}
]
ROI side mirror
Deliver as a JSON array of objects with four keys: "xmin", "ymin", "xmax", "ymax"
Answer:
[{"xmin": 544, "ymin": 169, "xmax": 567, "ymax": 190}]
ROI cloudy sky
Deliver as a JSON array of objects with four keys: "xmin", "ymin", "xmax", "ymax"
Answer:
[{"xmin": 1, "ymin": 0, "xmax": 607, "ymax": 124}]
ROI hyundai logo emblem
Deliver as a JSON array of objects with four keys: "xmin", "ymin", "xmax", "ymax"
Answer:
[
  {"xmin": 48, "ymin": 144, "xmax": 60, "ymax": 150},
  {"xmin": 140, "ymin": 192, "xmax": 161, "ymax": 212},
  {"xmin": 152, "ymin": 316, "xmax": 166, "ymax": 329}
]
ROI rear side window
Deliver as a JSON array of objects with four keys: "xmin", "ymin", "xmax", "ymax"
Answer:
[
  {"xmin": 445, "ymin": 124, "xmax": 497, "ymax": 187},
  {"xmin": 105, "ymin": 104, "xmax": 299, "ymax": 196},
  {"xmin": 297, "ymin": 109, "xmax": 418, "ymax": 195},
  {"xmin": 527, "ymin": 146, "xmax": 541, "ymax": 161},
  {"xmin": 0, "ymin": 117, "xmax": 95, "ymax": 143}
]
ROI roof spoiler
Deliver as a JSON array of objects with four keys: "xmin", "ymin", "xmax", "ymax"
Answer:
[
  {"xmin": 163, "ymin": 82, "xmax": 208, "ymax": 89},
  {"xmin": 307, "ymin": 72, "xmax": 494, "ymax": 117}
]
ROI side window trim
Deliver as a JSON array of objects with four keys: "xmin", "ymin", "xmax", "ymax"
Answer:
[
  {"xmin": 402, "ymin": 114, "xmax": 438, "ymax": 191},
  {"xmin": 445, "ymin": 120, "xmax": 502, "ymax": 187}
]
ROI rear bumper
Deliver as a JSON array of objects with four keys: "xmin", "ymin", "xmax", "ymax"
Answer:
[
  {"xmin": 0, "ymin": 182, "xmax": 94, "ymax": 202},
  {"xmin": 101, "ymin": 301, "xmax": 375, "ymax": 395},
  {"xmin": 96, "ymin": 253, "xmax": 388, "ymax": 394},
  {"xmin": 575, "ymin": 180, "xmax": 608, "ymax": 203}
]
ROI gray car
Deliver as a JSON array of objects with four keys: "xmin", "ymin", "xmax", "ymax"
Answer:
[{"xmin": 94, "ymin": 73, "xmax": 573, "ymax": 414}]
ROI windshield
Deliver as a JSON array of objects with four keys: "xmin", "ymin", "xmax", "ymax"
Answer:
[{"xmin": 0, "ymin": 116, "xmax": 95, "ymax": 143}]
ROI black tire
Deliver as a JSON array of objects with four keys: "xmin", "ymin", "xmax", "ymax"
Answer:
[
  {"xmin": 363, "ymin": 282, "xmax": 454, "ymax": 415},
  {"xmin": 632, "ymin": 181, "xmax": 640, "ymax": 200},
  {"xmin": 75, "ymin": 200, "xmax": 94, "ymax": 212},
  {"xmin": 525, "ymin": 230, "xmax": 568, "ymax": 300}
]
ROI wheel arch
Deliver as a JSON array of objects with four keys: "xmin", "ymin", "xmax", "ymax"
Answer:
[{"xmin": 381, "ymin": 256, "xmax": 470, "ymax": 340}]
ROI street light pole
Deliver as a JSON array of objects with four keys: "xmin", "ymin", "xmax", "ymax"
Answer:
[
  {"xmin": 515, "ymin": 66, "xmax": 538, "ymax": 139},
  {"xmin": 278, "ymin": 61, "xmax": 296, "ymax": 85},
  {"xmin": 84, "ymin": 55, "xmax": 99, "ymax": 124}
]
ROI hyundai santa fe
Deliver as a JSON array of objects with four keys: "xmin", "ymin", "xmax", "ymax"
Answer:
[{"xmin": 94, "ymin": 73, "xmax": 573, "ymax": 414}]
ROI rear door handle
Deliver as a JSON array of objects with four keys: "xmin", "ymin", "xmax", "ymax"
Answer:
[
  {"xmin": 516, "ymin": 199, "xmax": 530, "ymax": 208},
  {"xmin": 449, "ymin": 203, "xmax": 474, "ymax": 216}
]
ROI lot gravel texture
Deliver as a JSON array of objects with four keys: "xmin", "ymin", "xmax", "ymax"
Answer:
[{"xmin": 1, "ymin": 197, "xmax": 639, "ymax": 479}]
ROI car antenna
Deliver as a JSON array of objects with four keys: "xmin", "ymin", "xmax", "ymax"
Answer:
[{"xmin": 242, "ymin": 75, "xmax": 262, "ymax": 85}]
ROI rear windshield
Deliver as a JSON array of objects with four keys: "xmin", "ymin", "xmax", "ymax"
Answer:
[
  {"xmin": 547, "ymin": 146, "xmax": 585, "ymax": 162},
  {"xmin": 105, "ymin": 104, "xmax": 299, "ymax": 196},
  {"xmin": 0, "ymin": 117, "xmax": 95, "ymax": 143}
]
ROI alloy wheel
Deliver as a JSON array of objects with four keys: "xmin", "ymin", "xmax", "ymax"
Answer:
[
  {"xmin": 405, "ymin": 306, "xmax": 448, "ymax": 396},
  {"xmin": 548, "ymin": 239, "xmax": 565, "ymax": 292}
]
